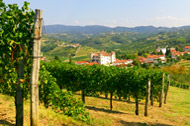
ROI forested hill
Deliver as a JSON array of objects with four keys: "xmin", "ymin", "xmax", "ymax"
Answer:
[
  {"xmin": 44, "ymin": 24, "xmax": 190, "ymax": 34},
  {"xmin": 71, "ymin": 29, "xmax": 190, "ymax": 52}
]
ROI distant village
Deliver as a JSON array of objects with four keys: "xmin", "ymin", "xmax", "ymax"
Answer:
[
  {"xmin": 40, "ymin": 45, "xmax": 190, "ymax": 66},
  {"xmin": 75, "ymin": 46, "xmax": 190, "ymax": 67},
  {"xmin": 75, "ymin": 51, "xmax": 133, "ymax": 67}
]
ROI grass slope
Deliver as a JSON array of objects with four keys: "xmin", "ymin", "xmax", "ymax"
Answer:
[
  {"xmin": 1, "ymin": 87, "xmax": 189, "ymax": 126},
  {"xmin": 81, "ymin": 86, "xmax": 190, "ymax": 126},
  {"xmin": 0, "ymin": 94, "xmax": 83, "ymax": 126}
]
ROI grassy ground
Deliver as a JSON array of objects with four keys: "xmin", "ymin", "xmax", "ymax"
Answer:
[
  {"xmin": 0, "ymin": 95, "xmax": 84, "ymax": 126},
  {"xmin": 0, "ymin": 86, "xmax": 189, "ymax": 126},
  {"xmin": 43, "ymin": 45, "xmax": 99, "ymax": 62},
  {"xmin": 82, "ymin": 86, "xmax": 190, "ymax": 126},
  {"xmin": 176, "ymin": 60, "xmax": 190, "ymax": 70}
]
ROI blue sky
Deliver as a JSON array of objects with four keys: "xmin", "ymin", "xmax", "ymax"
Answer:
[{"xmin": 3, "ymin": 0, "xmax": 190, "ymax": 27}]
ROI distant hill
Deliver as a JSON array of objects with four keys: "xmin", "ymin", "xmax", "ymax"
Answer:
[
  {"xmin": 42, "ymin": 28, "xmax": 190, "ymax": 61},
  {"xmin": 44, "ymin": 25, "xmax": 190, "ymax": 34}
]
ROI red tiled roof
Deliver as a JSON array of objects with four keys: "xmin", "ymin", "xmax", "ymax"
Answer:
[
  {"xmin": 139, "ymin": 59, "xmax": 145, "ymax": 63},
  {"xmin": 185, "ymin": 46, "xmax": 190, "ymax": 49},
  {"xmin": 116, "ymin": 64, "xmax": 127, "ymax": 67},
  {"xmin": 147, "ymin": 55, "xmax": 164, "ymax": 59},
  {"xmin": 138, "ymin": 56, "xmax": 146, "ymax": 60},
  {"xmin": 173, "ymin": 51, "xmax": 181, "ymax": 56},
  {"xmin": 180, "ymin": 52, "xmax": 185, "ymax": 55},
  {"xmin": 113, "ymin": 59, "xmax": 132, "ymax": 63},
  {"xmin": 87, "ymin": 62, "xmax": 99, "ymax": 66},
  {"xmin": 148, "ymin": 61, "xmax": 153, "ymax": 63},
  {"xmin": 93, "ymin": 54, "xmax": 99, "ymax": 56},
  {"xmin": 171, "ymin": 50, "xmax": 176, "ymax": 53},
  {"xmin": 75, "ymin": 61, "xmax": 89, "ymax": 64}
]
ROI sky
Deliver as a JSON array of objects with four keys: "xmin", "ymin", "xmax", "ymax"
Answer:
[{"xmin": 3, "ymin": 0, "xmax": 190, "ymax": 27}]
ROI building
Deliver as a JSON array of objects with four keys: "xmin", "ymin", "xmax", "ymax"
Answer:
[
  {"xmin": 146, "ymin": 54, "xmax": 166, "ymax": 63},
  {"xmin": 112, "ymin": 59, "xmax": 133, "ymax": 66},
  {"xmin": 185, "ymin": 46, "xmax": 190, "ymax": 52},
  {"xmin": 138, "ymin": 56, "xmax": 147, "ymax": 64},
  {"xmin": 169, "ymin": 48, "xmax": 186, "ymax": 59},
  {"xmin": 75, "ymin": 61, "xmax": 89, "ymax": 65},
  {"xmin": 160, "ymin": 48, "xmax": 166, "ymax": 55},
  {"xmin": 171, "ymin": 51, "xmax": 185, "ymax": 59},
  {"xmin": 90, "ymin": 51, "xmax": 116, "ymax": 65},
  {"xmin": 155, "ymin": 47, "xmax": 166, "ymax": 54}
]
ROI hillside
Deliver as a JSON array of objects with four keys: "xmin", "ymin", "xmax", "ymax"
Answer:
[
  {"xmin": 84, "ymin": 86, "xmax": 190, "ymax": 126},
  {"xmin": 0, "ymin": 94, "xmax": 84, "ymax": 126},
  {"xmin": 44, "ymin": 25, "xmax": 190, "ymax": 34},
  {"xmin": 41, "ymin": 37, "xmax": 98, "ymax": 61},
  {"xmin": 1, "ymin": 86, "xmax": 190, "ymax": 126},
  {"xmin": 73, "ymin": 29, "xmax": 190, "ymax": 53},
  {"xmin": 41, "ymin": 29, "xmax": 190, "ymax": 61}
]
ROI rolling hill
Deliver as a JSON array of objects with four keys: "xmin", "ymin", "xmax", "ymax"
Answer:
[
  {"xmin": 44, "ymin": 24, "xmax": 190, "ymax": 34},
  {"xmin": 41, "ymin": 27, "xmax": 190, "ymax": 62}
]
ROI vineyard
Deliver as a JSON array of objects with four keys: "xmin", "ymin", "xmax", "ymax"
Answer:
[
  {"xmin": 44, "ymin": 62, "xmax": 170, "ymax": 116},
  {"xmin": 0, "ymin": 0, "xmax": 187, "ymax": 126}
]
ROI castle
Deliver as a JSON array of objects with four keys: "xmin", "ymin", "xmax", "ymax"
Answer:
[{"xmin": 90, "ymin": 51, "xmax": 116, "ymax": 65}]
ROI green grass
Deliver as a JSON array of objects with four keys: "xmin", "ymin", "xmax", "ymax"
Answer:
[
  {"xmin": 0, "ymin": 94, "xmax": 84, "ymax": 126},
  {"xmin": 42, "ymin": 45, "xmax": 99, "ymax": 62},
  {"xmin": 75, "ymin": 46, "xmax": 98, "ymax": 57},
  {"xmin": 164, "ymin": 87, "xmax": 190, "ymax": 125},
  {"xmin": 71, "ymin": 55, "xmax": 90, "ymax": 62},
  {"xmin": 1, "ymin": 86, "xmax": 190, "ymax": 126},
  {"xmin": 77, "ymin": 86, "xmax": 190, "ymax": 126}
]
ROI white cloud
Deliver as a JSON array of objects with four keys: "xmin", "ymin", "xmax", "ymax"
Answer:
[
  {"xmin": 155, "ymin": 16, "xmax": 178, "ymax": 21},
  {"xmin": 153, "ymin": 16, "xmax": 190, "ymax": 27},
  {"xmin": 74, "ymin": 20, "xmax": 80, "ymax": 25}
]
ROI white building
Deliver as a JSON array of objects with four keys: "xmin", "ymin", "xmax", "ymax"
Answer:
[
  {"xmin": 90, "ymin": 51, "xmax": 116, "ymax": 65},
  {"xmin": 160, "ymin": 48, "xmax": 166, "ymax": 55}
]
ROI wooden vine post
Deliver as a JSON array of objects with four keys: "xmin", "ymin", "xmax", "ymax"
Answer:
[
  {"xmin": 30, "ymin": 9, "xmax": 43, "ymax": 126},
  {"xmin": 82, "ymin": 91, "xmax": 85, "ymax": 103},
  {"xmin": 159, "ymin": 73, "xmax": 165, "ymax": 107},
  {"xmin": 16, "ymin": 57, "xmax": 24, "ymax": 126},
  {"xmin": 150, "ymin": 83, "xmax": 154, "ymax": 106},
  {"xmin": 164, "ymin": 74, "xmax": 170, "ymax": 104},
  {"xmin": 144, "ymin": 79, "xmax": 151, "ymax": 116},
  {"xmin": 110, "ymin": 92, "xmax": 113, "ymax": 110},
  {"xmin": 135, "ymin": 94, "xmax": 139, "ymax": 115}
]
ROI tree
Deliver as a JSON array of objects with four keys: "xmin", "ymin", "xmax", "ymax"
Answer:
[
  {"xmin": 133, "ymin": 59, "xmax": 141, "ymax": 67},
  {"xmin": 0, "ymin": 1, "xmax": 34, "ymax": 125},
  {"xmin": 54, "ymin": 56, "xmax": 61, "ymax": 62},
  {"xmin": 165, "ymin": 48, "xmax": 172, "ymax": 58}
]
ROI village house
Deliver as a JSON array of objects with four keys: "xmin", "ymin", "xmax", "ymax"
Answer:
[
  {"xmin": 138, "ymin": 54, "xmax": 166, "ymax": 64},
  {"xmin": 184, "ymin": 46, "xmax": 190, "ymax": 52},
  {"xmin": 138, "ymin": 56, "xmax": 147, "ymax": 64},
  {"xmin": 155, "ymin": 47, "xmax": 166, "ymax": 54},
  {"xmin": 170, "ymin": 48, "xmax": 186, "ymax": 59},
  {"xmin": 146, "ymin": 54, "xmax": 166, "ymax": 63},
  {"xmin": 90, "ymin": 51, "xmax": 116, "ymax": 65},
  {"xmin": 171, "ymin": 51, "xmax": 185, "ymax": 59},
  {"xmin": 160, "ymin": 48, "xmax": 166, "ymax": 55},
  {"xmin": 75, "ymin": 61, "xmax": 89, "ymax": 65},
  {"xmin": 112, "ymin": 59, "xmax": 133, "ymax": 66}
]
